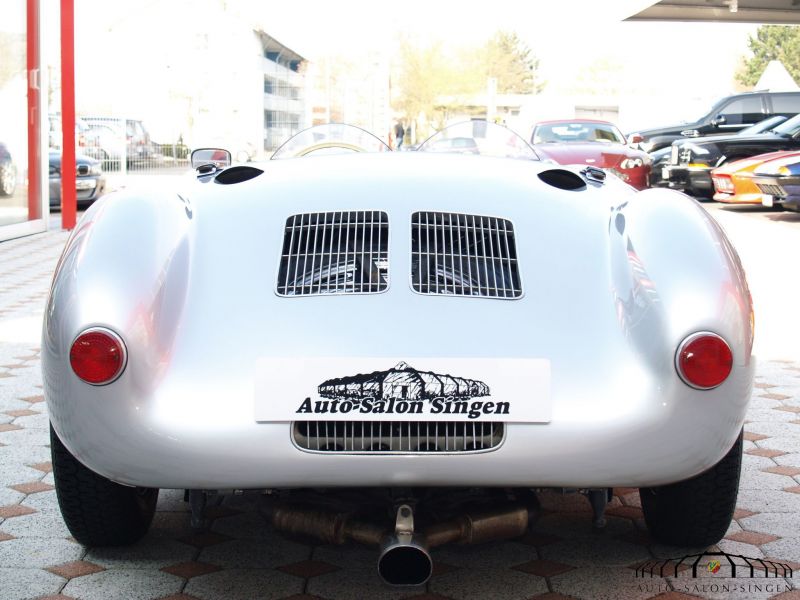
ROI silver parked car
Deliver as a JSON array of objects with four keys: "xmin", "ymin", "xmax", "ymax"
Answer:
[{"xmin": 43, "ymin": 122, "xmax": 754, "ymax": 586}]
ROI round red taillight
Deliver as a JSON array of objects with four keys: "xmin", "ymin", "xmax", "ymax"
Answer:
[
  {"xmin": 676, "ymin": 332, "xmax": 733, "ymax": 390},
  {"xmin": 69, "ymin": 328, "xmax": 127, "ymax": 385}
]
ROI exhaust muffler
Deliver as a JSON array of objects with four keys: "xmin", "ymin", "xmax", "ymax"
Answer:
[
  {"xmin": 377, "ymin": 504, "xmax": 432, "ymax": 586},
  {"xmin": 266, "ymin": 494, "xmax": 537, "ymax": 586}
]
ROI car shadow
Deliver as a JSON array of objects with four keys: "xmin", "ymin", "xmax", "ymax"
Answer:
[{"xmin": 712, "ymin": 204, "xmax": 800, "ymax": 222}]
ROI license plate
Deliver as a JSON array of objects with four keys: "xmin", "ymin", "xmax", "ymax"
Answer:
[
  {"xmin": 254, "ymin": 357, "xmax": 551, "ymax": 423},
  {"xmin": 661, "ymin": 167, "xmax": 670, "ymax": 180},
  {"xmin": 762, "ymin": 194, "xmax": 773, "ymax": 207},
  {"xmin": 76, "ymin": 179, "xmax": 96, "ymax": 190}
]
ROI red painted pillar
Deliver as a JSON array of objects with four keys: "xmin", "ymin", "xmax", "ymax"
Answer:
[
  {"xmin": 26, "ymin": 0, "xmax": 41, "ymax": 221},
  {"xmin": 60, "ymin": 0, "xmax": 76, "ymax": 230}
]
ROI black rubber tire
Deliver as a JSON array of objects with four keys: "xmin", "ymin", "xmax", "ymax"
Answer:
[
  {"xmin": 640, "ymin": 430, "xmax": 743, "ymax": 547},
  {"xmin": 51, "ymin": 424, "xmax": 158, "ymax": 546}
]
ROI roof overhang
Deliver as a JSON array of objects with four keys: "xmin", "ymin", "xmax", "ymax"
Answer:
[
  {"xmin": 255, "ymin": 30, "xmax": 306, "ymax": 63},
  {"xmin": 626, "ymin": 1, "xmax": 800, "ymax": 24}
]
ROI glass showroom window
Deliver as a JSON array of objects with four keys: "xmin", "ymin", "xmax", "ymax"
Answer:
[{"xmin": 0, "ymin": 0, "xmax": 44, "ymax": 241}]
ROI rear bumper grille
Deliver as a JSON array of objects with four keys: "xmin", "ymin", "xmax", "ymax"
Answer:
[{"xmin": 293, "ymin": 421, "xmax": 505, "ymax": 453}]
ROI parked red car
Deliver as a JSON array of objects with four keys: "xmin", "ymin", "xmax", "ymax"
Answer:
[{"xmin": 531, "ymin": 119, "xmax": 652, "ymax": 190}]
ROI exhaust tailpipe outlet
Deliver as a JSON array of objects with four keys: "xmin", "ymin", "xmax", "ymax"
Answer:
[{"xmin": 377, "ymin": 504, "xmax": 432, "ymax": 586}]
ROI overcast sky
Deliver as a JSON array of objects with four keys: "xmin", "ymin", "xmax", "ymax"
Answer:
[
  {"xmin": 63, "ymin": 0, "xmax": 757, "ymax": 100},
  {"xmin": 34, "ymin": 0, "xmax": 766, "ymax": 133}
]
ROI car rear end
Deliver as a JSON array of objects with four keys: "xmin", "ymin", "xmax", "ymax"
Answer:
[{"xmin": 43, "ymin": 153, "xmax": 754, "ymax": 491}]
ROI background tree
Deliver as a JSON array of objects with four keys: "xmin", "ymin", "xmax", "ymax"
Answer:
[
  {"xmin": 736, "ymin": 25, "xmax": 800, "ymax": 87},
  {"xmin": 481, "ymin": 31, "xmax": 545, "ymax": 95},
  {"xmin": 393, "ymin": 39, "xmax": 477, "ymax": 140},
  {"xmin": 393, "ymin": 31, "xmax": 545, "ymax": 140}
]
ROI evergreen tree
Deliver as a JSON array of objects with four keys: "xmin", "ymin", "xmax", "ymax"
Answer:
[
  {"xmin": 483, "ymin": 31, "xmax": 545, "ymax": 95},
  {"xmin": 737, "ymin": 25, "xmax": 800, "ymax": 87}
]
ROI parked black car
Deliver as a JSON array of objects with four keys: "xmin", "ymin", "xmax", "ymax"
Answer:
[
  {"xmin": 49, "ymin": 151, "xmax": 107, "ymax": 208},
  {"xmin": 660, "ymin": 113, "xmax": 800, "ymax": 198},
  {"xmin": 752, "ymin": 154, "xmax": 800, "ymax": 212},
  {"xmin": 648, "ymin": 115, "xmax": 789, "ymax": 188},
  {"xmin": 0, "ymin": 141, "xmax": 17, "ymax": 197},
  {"xmin": 629, "ymin": 91, "xmax": 800, "ymax": 153}
]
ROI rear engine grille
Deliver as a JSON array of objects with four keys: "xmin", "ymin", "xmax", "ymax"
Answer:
[
  {"xmin": 411, "ymin": 212, "xmax": 522, "ymax": 298},
  {"xmin": 293, "ymin": 421, "xmax": 504, "ymax": 453},
  {"xmin": 277, "ymin": 211, "xmax": 389, "ymax": 296},
  {"xmin": 756, "ymin": 182, "xmax": 786, "ymax": 198}
]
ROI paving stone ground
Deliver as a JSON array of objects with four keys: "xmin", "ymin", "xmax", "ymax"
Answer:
[{"xmin": 1, "ymin": 230, "xmax": 799, "ymax": 600}]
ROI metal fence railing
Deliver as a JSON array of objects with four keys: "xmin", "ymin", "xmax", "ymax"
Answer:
[
  {"xmin": 46, "ymin": 116, "xmax": 192, "ymax": 198},
  {"xmin": 72, "ymin": 116, "xmax": 190, "ymax": 175}
]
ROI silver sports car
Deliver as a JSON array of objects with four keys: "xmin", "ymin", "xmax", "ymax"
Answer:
[{"xmin": 43, "ymin": 122, "xmax": 754, "ymax": 586}]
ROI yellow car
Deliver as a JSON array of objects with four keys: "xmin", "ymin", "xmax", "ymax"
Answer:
[{"xmin": 711, "ymin": 151, "xmax": 800, "ymax": 204}]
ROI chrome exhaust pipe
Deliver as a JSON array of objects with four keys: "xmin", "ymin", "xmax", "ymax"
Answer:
[{"xmin": 377, "ymin": 504, "xmax": 432, "ymax": 587}]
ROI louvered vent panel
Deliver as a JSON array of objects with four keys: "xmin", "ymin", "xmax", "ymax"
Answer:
[
  {"xmin": 293, "ymin": 421, "xmax": 504, "ymax": 453},
  {"xmin": 756, "ymin": 183, "xmax": 786, "ymax": 198},
  {"xmin": 411, "ymin": 212, "xmax": 522, "ymax": 298},
  {"xmin": 277, "ymin": 211, "xmax": 389, "ymax": 296}
]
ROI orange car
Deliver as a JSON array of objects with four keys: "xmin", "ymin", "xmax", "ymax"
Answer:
[{"xmin": 711, "ymin": 151, "xmax": 800, "ymax": 204}]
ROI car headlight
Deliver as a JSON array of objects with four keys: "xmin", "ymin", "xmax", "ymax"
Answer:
[
  {"xmin": 88, "ymin": 163, "xmax": 103, "ymax": 176},
  {"xmin": 620, "ymin": 158, "xmax": 643, "ymax": 169}
]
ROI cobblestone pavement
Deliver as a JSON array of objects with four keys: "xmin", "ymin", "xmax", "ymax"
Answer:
[{"xmin": 1, "ymin": 229, "xmax": 799, "ymax": 600}]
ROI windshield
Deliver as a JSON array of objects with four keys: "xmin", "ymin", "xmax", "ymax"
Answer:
[
  {"xmin": 532, "ymin": 121, "xmax": 626, "ymax": 144},
  {"xmin": 417, "ymin": 120, "xmax": 538, "ymax": 159},
  {"xmin": 771, "ymin": 113, "xmax": 800, "ymax": 137},
  {"xmin": 271, "ymin": 124, "xmax": 390, "ymax": 159},
  {"xmin": 739, "ymin": 115, "xmax": 789, "ymax": 135}
]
